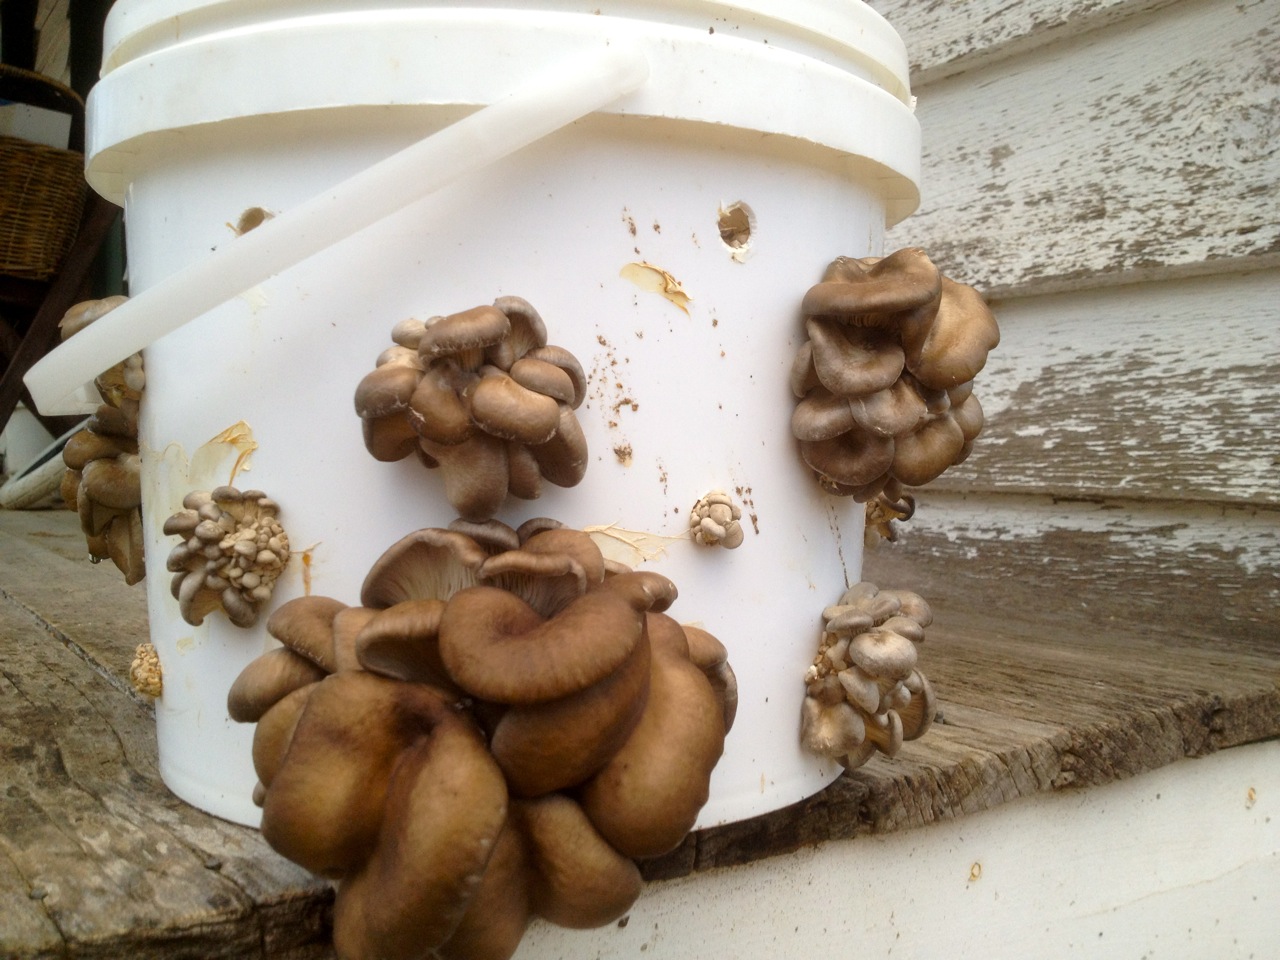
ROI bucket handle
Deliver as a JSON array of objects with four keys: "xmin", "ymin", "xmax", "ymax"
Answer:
[{"xmin": 24, "ymin": 42, "xmax": 650, "ymax": 415}]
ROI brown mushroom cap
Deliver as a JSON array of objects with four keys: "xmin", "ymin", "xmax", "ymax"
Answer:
[
  {"xmin": 789, "ymin": 340, "xmax": 820, "ymax": 398},
  {"xmin": 266, "ymin": 596, "xmax": 348, "ymax": 671},
  {"xmin": 951, "ymin": 391, "xmax": 985, "ymax": 442},
  {"xmin": 791, "ymin": 388, "xmax": 857, "ymax": 442},
  {"xmin": 900, "ymin": 276, "xmax": 1000, "ymax": 390},
  {"xmin": 435, "ymin": 820, "xmax": 531, "ymax": 960},
  {"xmin": 807, "ymin": 317, "xmax": 905, "ymax": 398},
  {"xmin": 251, "ymin": 682, "xmax": 317, "ymax": 793},
  {"xmin": 800, "ymin": 697, "xmax": 867, "ymax": 758},
  {"xmin": 523, "ymin": 345, "xmax": 587, "ymax": 409},
  {"xmin": 800, "ymin": 433, "xmax": 895, "ymax": 490},
  {"xmin": 260, "ymin": 673, "xmax": 417, "ymax": 877},
  {"xmin": 331, "ymin": 698, "xmax": 509, "ymax": 960},
  {"xmin": 515, "ymin": 794, "xmax": 643, "ymax": 929},
  {"xmin": 406, "ymin": 363, "xmax": 475, "ymax": 445},
  {"xmin": 848, "ymin": 378, "xmax": 928, "ymax": 439},
  {"xmin": 105, "ymin": 511, "xmax": 145, "ymax": 586},
  {"xmin": 227, "ymin": 647, "xmax": 327, "ymax": 722},
  {"xmin": 363, "ymin": 413, "xmax": 420, "ymax": 462},
  {"xmin": 891, "ymin": 414, "xmax": 966, "ymax": 487},
  {"xmin": 481, "ymin": 297, "xmax": 547, "ymax": 371},
  {"xmin": 354, "ymin": 362, "xmax": 422, "ymax": 420},
  {"xmin": 427, "ymin": 432, "xmax": 511, "ymax": 522},
  {"xmin": 801, "ymin": 247, "xmax": 942, "ymax": 318},
  {"xmin": 682, "ymin": 624, "xmax": 738, "ymax": 734},
  {"xmin": 529, "ymin": 402, "xmax": 588, "ymax": 488},
  {"xmin": 489, "ymin": 627, "xmax": 651, "ymax": 797},
  {"xmin": 353, "ymin": 599, "xmax": 456, "ymax": 692},
  {"xmin": 877, "ymin": 589, "xmax": 934, "ymax": 627},
  {"xmin": 330, "ymin": 606, "xmax": 377, "ymax": 674},
  {"xmin": 510, "ymin": 356, "xmax": 577, "ymax": 405},
  {"xmin": 438, "ymin": 582, "xmax": 647, "ymax": 706},
  {"xmin": 62, "ymin": 429, "xmax": 137, "ymax": 470},
  {"xmin": 847, "ymin": 628, "xmax": 918, "ymax": 680},
  {"xmin": 418, "ymin": 305, "xmax": 511, "ymax": 361},
  {"xmin": 898, "ymin": 669, "xmax": 937, "ymax": 741},
  {"xmin": 79, "ymin": 455, "xmax": 142, "ymax": 511},
  {"xmin": 578, "ymin": 613, "xmax": 726, "ymax": 859},
  {"xmin": 470, "ymin": 373, "xmax": 561, "ymax": 445}
]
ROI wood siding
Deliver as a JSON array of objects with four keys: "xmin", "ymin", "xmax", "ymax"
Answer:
[{"xmin": 864, "ymin": 0, "xmax": 1279, "ymax": 568}]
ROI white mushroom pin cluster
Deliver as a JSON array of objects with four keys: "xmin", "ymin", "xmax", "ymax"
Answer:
[
  {"xmin": 790, "ymin": 248, "xmax": 1000, "ymax": 500},
  {"xmin": 163, "ymin": 486, "xmax": 289, "ymax": 627},
  {"xmin": 689, "ymin": 490, "xmax": 745, "ymax": 549},
  {"xmin": 354, "ymin": 297, "xmax": 589, "ymax": 521},
  {"xmin": 227, "ymin": 519, "xmax": 735, "ymax": 960},
  {"xmin": 801, "ymin": 582, "xmax": 936, "ymax": 770},
  {"xmin": 58, "ymin": 296, "xmax": 146, "ymax": 584}
]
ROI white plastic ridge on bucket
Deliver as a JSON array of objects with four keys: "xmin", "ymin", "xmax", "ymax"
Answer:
[{"xmin": 46, "ymin": 0, "xmax": 920, "ymax": 829}]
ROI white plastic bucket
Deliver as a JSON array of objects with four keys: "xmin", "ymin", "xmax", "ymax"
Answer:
[{"xmin": 30, "ymin": 0, "xmax": 919, "ymax": 828}]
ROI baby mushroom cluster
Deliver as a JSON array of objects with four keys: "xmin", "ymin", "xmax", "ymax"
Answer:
[
  {"xmin": 801, "ymin": 582, "xmax": 936, "ymax": 770},
  {"xmin": 689, "ymin": 490, "xmax": 745, "ymax": 549},
  {"xmin": 58, "ymin": 296, "xmax": 147, "ymax": 584},
  {"xmin": 354, "ymin": 297, "xmax": 589, "ymax": 520},
  {"xmin": 228, "ymin": 519, "xmax": 735, "ymax": 960},
  {"xmin": 790, "ymin": 248, "xmax": 999, "ymax": 500},
  {"xmin": 163, "ymin": 486, "xmax": 289, "ymax": 627},
  {"xmin": 129, "ymin": 642, "xmax": 162, "ymax": 699}
]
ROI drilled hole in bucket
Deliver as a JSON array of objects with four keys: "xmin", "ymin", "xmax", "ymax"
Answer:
[{"xmin": 718, "ymin": 202, "xmax": 755, "ymax": 261}]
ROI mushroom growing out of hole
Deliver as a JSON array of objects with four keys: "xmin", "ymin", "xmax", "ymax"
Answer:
[
  {"xmin": 129, "ymin": 642, "xmax": 162, "ymax": 699},
  {"xmin": 228, "ymin": 517, "xmax": 738, "ymax": 960},
  {"xmin": 58, "ymin": 296, "xmax": 147, "ymax": 584},
  {"xmin": 789, "ymin": 249, "xmax": 999, "ymax": 504},
  {"xmin": 163, "ymin": 486, "xmax": 290, "ymax": 627},
  {"xmin": 353, "ymin": 298, "xmax": 590, "ymax": 520},
  {"xmin": 801, "ymin": 581, "xmax": 936, "ymax": 770},
  {"xmin": 688, "ymin": 490, "xmax": 745, "ymax": 549}
]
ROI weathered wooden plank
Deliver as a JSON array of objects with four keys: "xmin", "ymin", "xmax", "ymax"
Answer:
[
  {"xmin": 0, "ymin": 573, "xmax": 333, "ymax": 958},
  {"xmin": 3, "ymin": 506, "xmax": 1278, "ymax": 952},
  {"xmin": 0, "ymin": 507, "xmax": 150, "ymax": 698},
  {"xmin": 888, "ymin": 0, "xmax": 1280, "ymax": 297},
  {"xmin": 865, "ymin": 490, "xmax": 1280, "ymax": 647},
  {"xmin": 867, "ymin": 0, "xmax": 1181, "ymax": 84},
  {"xmin": 935, "ymin": 270, "xmax": 1280, "ymax": 506}
]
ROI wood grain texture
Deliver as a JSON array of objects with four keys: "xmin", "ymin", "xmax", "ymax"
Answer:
[
  {"xmin": 867, "ymin": 0, "xmax": 1181, "ymax": 84},
  {"xmin": 0, "ymin": 510, "xmax": 334, "ymax": 960},
  {"xmin": 934, "ymin": 270, "xmax": 1280, "ymax": 506},
  {"xmin": 3, "ymin": 508, "xmax": 1277, "ymax": 952},
  {"xmin": 887, "ymin": 0, "xmax": 1280, "ymax": 298}
]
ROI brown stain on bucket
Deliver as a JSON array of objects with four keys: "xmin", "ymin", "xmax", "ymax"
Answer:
[{"xmin": 205, "ymin": 422, "xmax": 258, "ymax": 484}]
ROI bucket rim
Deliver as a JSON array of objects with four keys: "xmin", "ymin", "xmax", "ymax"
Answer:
[{"xmin": 100, "ymin": 0, "xmax": 913, "ymax": 104}]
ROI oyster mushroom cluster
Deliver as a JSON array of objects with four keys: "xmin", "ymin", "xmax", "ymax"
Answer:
[
  {"xmin": 163, "ymin": 486, "xmax": 289, "ymax": 627},
  {"xmin": 801, "ymin": 582, "xmax": 935, "ymax": 770},
  {"xmin": 228, "ymin": 519, "xmax": 735, "ymax": 960},
  {"xmin": 790, "ymin": 248, "xmax": 999, "ymax": 500},
  {"xmin": 354, "ymin": 297, "xmax": 589, "ymax": 521},
  {"xmin": 689, "ymin": 490, "xmax": 745, "ymax": 549},
  {"xmin": 58, "ymin": 296, "xmax": 146, "ymax": 584}
]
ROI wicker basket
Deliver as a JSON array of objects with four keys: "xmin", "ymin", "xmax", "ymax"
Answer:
[{"xmin": 0, "ymin": 134, "xmax": 87, "ymax": 282}]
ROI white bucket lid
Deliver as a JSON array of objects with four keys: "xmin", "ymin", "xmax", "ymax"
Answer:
[{"xmin": 87, "ymin": 0, "xmax": 921, "ymax": 222}]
